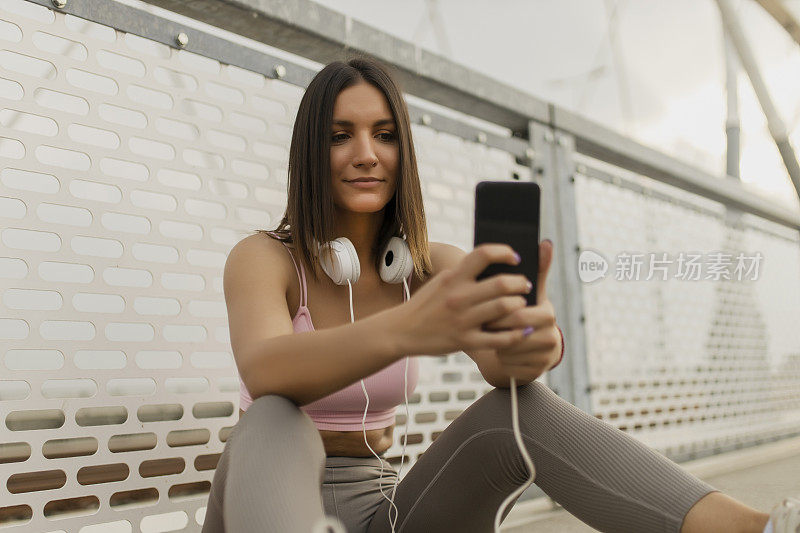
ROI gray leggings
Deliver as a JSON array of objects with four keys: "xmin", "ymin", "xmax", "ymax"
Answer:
[{"xmin": 201, "ymin": 381, "xmax": 718, "ymax": 532}]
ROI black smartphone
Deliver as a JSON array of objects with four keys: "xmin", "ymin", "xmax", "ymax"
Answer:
[{"xmin": 474, "ymin": 181, "xmax": 541, "ymax": 307}]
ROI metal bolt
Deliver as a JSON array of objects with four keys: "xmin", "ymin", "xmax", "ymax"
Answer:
[
  {"xmin": 525, "ymin": 147, "xmax": 535, "ymax": 160},
  {"xmin": 476, "ymin": 132, "xmax": 487, "ymax": 144},
  {"xmin": 543, "ymin": 130, "xmax": 554, "ymax": 143},
  {"xmin": 557, "ymin": 135, "xmax": 569, "ymax": 147},
  {"xmin": 421, "ymin": 114, "xmax": 432, "ymax": 126},
  {"xmin": 273, "ymin": 64, "xmax": 286, "ymax": 79},
  {"xmin": 52, "ymin": 0, "xmax": 66, "ymax": 8},
  {"xmin": 577, "ymin": 164, "xmax": 587, "ymax": 174},
  {"xmin": 175, "ymin": 32, "xmax": 188, "ymax": 48}
]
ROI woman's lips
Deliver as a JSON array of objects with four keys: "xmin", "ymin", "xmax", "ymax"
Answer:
[{"xmin": 345, "ymin": 179, "xmax": 383, "ymax": 188}]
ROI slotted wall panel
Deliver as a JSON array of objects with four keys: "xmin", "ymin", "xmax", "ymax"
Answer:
[{"xmin": 0, "ymin": 1, "xmax": 534, "ymax": 530}]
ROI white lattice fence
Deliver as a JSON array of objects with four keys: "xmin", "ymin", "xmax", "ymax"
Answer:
[{"xmin": 574, "ymin": 154, "xmax": 800, "ymax": 462}]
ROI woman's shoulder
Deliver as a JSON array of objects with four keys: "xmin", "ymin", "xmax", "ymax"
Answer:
[
  {"xmin": 226, "ymin": 232, "xmax": 293, "ymax": 293},
  {"xmin": 409, "ymin": 241, "xmax": 466, "ymax": 293},
  {"xmin": 233, "ymin": 231, "xmax": 290, "ymax": 256},
  {"xmin": 428, "ymin": 241, "xmax": 467, "ymax": 274}
]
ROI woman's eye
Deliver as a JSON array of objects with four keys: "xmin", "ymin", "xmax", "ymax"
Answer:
[{"xmin": 331, "ymin": 132, "xmax": 394, "ymax": 142}]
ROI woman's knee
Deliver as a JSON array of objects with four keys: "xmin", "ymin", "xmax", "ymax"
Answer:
[
  {"xmin": 237, "ymin": 395, "xmax": 325, "ymax": 459},
  {"xmin": 517, "ymin": 380, "xmax": 556, "ymax": 402},
  {"xmin": 243, "ymin": 394, "xmax": 318, "ymax": 435},
  {"xmin": 473, "ymin": 381, "xmax": 563, "ymax": 430},
  {"xmin": 487, "ymin": 380, "xmax": 553, "ymax": 407},
  {"xmin": 244, "ymin": 393, "xmax": 302, "ymax": 418}
]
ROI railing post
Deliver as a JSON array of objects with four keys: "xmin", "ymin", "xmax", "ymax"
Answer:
[{"xmin": 530, "ymin": 121, "xmax": 591, "ymax": 414}]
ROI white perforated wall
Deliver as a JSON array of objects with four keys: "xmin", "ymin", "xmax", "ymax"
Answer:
[
  {"xmin": 574, "ymin": 153, "xmax": 800, "ymax": 462},
  {"xmin": 0, "ymin": 1, "xmax": 535, "ymax": 530}
]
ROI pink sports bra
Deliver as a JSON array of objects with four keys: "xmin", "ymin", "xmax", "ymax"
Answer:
[{"xmin": 238, "ymin": 233, "xmax": 420, "ymax": 431}]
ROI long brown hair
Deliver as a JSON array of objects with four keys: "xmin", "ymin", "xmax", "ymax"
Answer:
[{"xmin": 255, "ymin": 54, "xmax": 432, "ymax": 283}]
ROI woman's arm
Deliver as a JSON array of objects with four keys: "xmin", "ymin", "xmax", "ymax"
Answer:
[
  {"xmin": 225, "ymin": 235, "xmax": 405, "ymax": 407},
  {"xmin": 241, "ymin": 311, "xmax": 404, "ymax": 407}
]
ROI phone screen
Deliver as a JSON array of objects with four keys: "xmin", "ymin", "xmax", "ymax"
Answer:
[{"xmin": 473, "ymin": 181, "xmax": 541, "ymax": 307}]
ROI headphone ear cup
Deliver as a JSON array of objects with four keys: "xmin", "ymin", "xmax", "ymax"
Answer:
[
  {"xmin": 318, "ymin": 237, "xmax": 360, "ymax": 285},
  {"xmin": 340, "ymin": 237, "xmax": 360, "ymax": 283},
  {"xmin": 379, "ymin": 237, "xmax": 414, "ymax": 284}
]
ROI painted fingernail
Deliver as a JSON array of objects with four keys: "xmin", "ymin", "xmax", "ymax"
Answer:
[
  {"xmin": 523, "ymin": 326, "xmax": 534, "ymax": 337},
  {"xmin": 513, "ymin": 252, "xmax": 521, "ymax": 264},
  {"xmin": 526, "ymin": 280, "xmax": 533, "ymax": 292}
]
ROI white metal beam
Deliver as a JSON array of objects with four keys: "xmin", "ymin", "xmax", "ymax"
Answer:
[{"xmin": 716, "ymin": 0, "xmax": 800, "ymax": 203}]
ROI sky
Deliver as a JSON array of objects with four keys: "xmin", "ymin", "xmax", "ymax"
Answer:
[{"xmin": 313, "ymin": 0, "xmax": 800, "ymax": 212}]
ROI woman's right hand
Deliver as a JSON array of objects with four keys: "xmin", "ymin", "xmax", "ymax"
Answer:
[{"xmin": 395, "ymin": 243, "xmax": 533, "ymax": 356}]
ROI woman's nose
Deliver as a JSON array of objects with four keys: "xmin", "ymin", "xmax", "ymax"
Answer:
[{"xmin": 352, "ymin": 134, "xmax": 378, "ymax": 168}]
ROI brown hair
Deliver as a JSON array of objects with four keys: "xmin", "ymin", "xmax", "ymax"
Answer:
[{"xmin": 255, "ymin": 54, "xmax": 432, "ymax": 283}]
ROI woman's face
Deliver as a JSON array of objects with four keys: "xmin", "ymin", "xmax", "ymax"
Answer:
[{"xmin": 329, "ymin": 81, "xmax": 399, "ymax": 215}]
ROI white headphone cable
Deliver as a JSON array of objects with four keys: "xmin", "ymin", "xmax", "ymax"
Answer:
[
  {"xmin": 387, "ymin": 277, "xmax": 411, "ymax": 531},
  {"xmin": 346, "ymin": 279, "xmax": 403, "ymax": 533},
  {"xmin": 493, "ymin": 375, "xmax": 537, "ymax": 532}
]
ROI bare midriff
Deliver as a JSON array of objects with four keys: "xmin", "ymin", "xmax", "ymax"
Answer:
[
  {"xmin": 238, "ymin": 409, "xmax": 395, "ymax": 457},
  {"xmin": 318, "ymin": 426, "xmax": 395, "ymax": 457}
]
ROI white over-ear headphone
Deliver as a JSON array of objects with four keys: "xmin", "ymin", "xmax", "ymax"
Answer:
[
  {"xmin": 314, "ymin": 235, "xmax": 413, "ymax": 533},
  {"xmin": 316, "ymin": 235, "xmax": 414, "ymax": 285}
]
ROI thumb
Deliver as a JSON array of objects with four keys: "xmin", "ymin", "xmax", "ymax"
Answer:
[{"xmin": 536, "ymin": 239, "xmax": 553, "ymax": 304}]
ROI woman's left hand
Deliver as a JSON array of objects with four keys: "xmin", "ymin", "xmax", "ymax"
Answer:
[{"xmin": 482, "ymin": 239, "xmax": 562, "ymax": 381}]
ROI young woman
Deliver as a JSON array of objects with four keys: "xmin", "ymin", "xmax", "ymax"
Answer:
[{"xmin": 202, "ymin": 56, "xmax": 796, "ymax": 533}]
